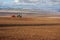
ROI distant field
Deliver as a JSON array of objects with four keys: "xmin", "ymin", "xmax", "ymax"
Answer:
[
  {"xmin": 0, "ymin": 17, "xmax": 60, "ymax": 24},
  {"xmin": 0, "ymin": 17, "xmax": 60, "ymax": 40}
]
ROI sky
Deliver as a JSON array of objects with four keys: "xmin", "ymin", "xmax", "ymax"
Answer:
[{"xmin": 0, "ymin": 0, "xmax": 60, "ymax": 12}]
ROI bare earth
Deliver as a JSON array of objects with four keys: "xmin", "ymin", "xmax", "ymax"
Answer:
[{"xmin": 0, "ymin": 17, "xmax": 60, "ymax": 40}]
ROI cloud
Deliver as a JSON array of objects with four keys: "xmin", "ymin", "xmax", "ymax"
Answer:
[
  {"xmin": 1, "ymin": 0, "xmax": 59, "ymax": 6},
  {"xmin": 14, "ymin": 0, "xmax": 19, "ymax": 3},
  {"xmin": 13, "ymin": 0, "xmax": 39, "ymax": 6},
  {"xmin": 0, "ymin": 0, "xmax": 60, "ymax": 7},
  {"xmin": 0, "ymin": 2, "xmax": 3, "ymax": 5},
  {"xmin": 29, "ymin": 0, "xmax": 39, "ymax": 2},
  {"xmin": 48, "ymin": 0, "xmax": 60, "ymax": 5},
  {"xmin": 51, "ymin": 0, "xmax": 60, "ymax": 2},
  {"xmin": 0, "ymin": 0, "xmax": 60, "ymax": 12},
  {"xmin": 14, "ymin": 0, "xmax": 40, "ymax": 3}
]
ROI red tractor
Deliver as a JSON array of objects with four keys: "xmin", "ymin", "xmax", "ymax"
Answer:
[{"xmin": 12, "ymin": 15, "xmax": 16, "ymax": 18}]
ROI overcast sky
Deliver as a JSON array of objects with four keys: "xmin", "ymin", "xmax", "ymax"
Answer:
[{"xmin": 0, "ymin": 0, "xmax": 60, "ymax": 12}]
